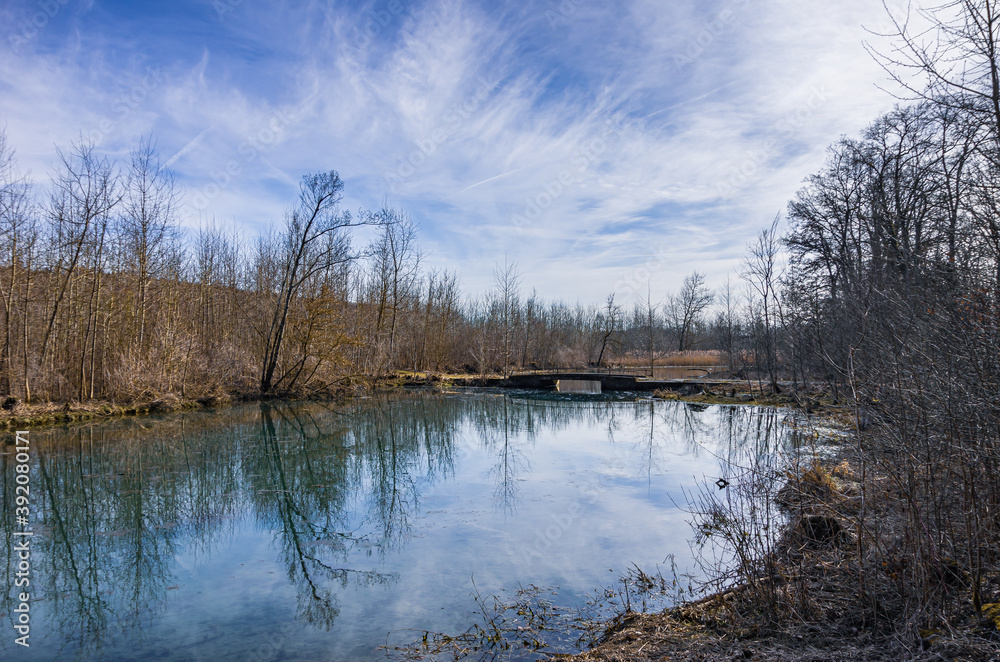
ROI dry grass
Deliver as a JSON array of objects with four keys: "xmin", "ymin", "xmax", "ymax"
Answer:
[
  {"xmin": 558, "ymin": 451, "xmax": 1000, "ymax": 662},
  {"xmin": 616, "ymin": 351, "xmax": 727, "ymax": 368},
  {"xmin": 0, "ymin": 394, "xmax": 216, "ymax": 429}
]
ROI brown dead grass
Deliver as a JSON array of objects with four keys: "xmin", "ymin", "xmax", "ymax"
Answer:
[
  {"xmin": 557, "ymin": 452, "xmax": 1000, "ymax": 662},
  {"xmin": 0, "ymin": 394, "xmax": 220, "ymax": 429},
  {"xmin": 616, "ymin": 351, "xmax": 728, "ymax": 368}
]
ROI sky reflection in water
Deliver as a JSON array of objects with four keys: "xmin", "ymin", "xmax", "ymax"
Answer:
[{"xmin": 0, "ymin": 393, "xmax": 795, "ymax": 661}]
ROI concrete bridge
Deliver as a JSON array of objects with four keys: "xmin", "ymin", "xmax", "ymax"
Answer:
[{"xmin": 505, "ymin": 371, "xmax": 732, "ymax": 392}]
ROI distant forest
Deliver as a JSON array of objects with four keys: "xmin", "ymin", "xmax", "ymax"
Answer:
[
  {"xmin": 0, "ymin": 129, "xmax": 740, "ymax": 403},
  {"xmin": 0, "ymin": 123, "xmax": 771, "ymax": 404}
]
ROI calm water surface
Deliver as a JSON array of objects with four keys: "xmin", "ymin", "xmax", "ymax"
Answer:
[{"xmin": 1, "ymin": 392, "xmax": 796, "ymax": 661}]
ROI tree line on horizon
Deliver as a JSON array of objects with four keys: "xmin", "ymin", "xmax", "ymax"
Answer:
[
  {"xmin": 0, "ymin": 38, "xmax": 998, "ymax": 411},
  {"xmin": 0, "ymin": 132, "xmax": 765, "ymax": 404},
  {"xmin": 1, "ymin": 68, "xmax": 997, "ymax": 409}
]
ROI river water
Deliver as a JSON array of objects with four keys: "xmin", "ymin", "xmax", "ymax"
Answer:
[{"xmin": 0, "ymin": 392, "xmax": 797, "ymax": 661}]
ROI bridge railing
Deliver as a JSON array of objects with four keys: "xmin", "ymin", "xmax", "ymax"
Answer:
[
  {"xmin": 509, "ymin": 367, "xmax": 652, "ymax": 378},
  {"xmin": 509, "ymin": 366, "xmax": 723, "ymax": 379}
]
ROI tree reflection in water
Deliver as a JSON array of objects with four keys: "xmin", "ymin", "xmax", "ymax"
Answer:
[{"xmin": 0, "ymin": 395, "xmax": 795, "ymax": 658}]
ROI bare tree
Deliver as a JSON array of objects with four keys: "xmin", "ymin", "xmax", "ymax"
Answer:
[
  {"xmin": 593, "ymin": 293, "xmax": 622, "ymax": 367},
  {"xmin": 120, "ymin": 137, "xmax": 178, "ymax": 358},
  {"xmin": 259, "ymin": 171, "xmax": 359, "ymax": 395},
  {"xmin": 43, "ymin": 140, "xmax": 121, "ymax": 400},
  {"xmin": 870, "ymin": 0, "xmax": 1000, "ymax": 145},
  {"xmin": 367, "ymin": 207, "xmax": 421, "ymax": 374},
  {"xmin": 641, "ymin": 284, "xmax": 659, "ymax": 377},
  {"xmin": 741, "ymin": 215, "xmax": 783, "ymax": 392},
  {"xmin": 713, "ymin": 275, "xmax": 739, "ymax": 374},
  {"xmin": 669, "ymin": 270, "xmax": 714, "ymax": 351},
  {"xmin": 0, "ymin": 129, "xmax": 37, "ymax": 399},
  {"xmin": 493, "ymin": 257, "xmax": 521, "ymax": 378}
]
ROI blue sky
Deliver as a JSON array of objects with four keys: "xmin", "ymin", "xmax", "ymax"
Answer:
[{"xmin": 1, "ymin": 0, "xmax": 917, "ymax": 304}]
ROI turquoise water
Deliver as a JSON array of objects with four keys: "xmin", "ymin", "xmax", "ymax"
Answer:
[{"xmin": 0, "ymin": 393, "xmax": 793, "ymax": 661}]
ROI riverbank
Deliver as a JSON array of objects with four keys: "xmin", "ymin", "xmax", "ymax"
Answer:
[
  {"xmin": 0, "ymin": 370, "xmax": 833, "ymax": 429},
  {"xmin": 0, "ymin": 393, "xmax": 224, "ymax": 429},
  {"xmin": 555, "ymin": 421, "xmax": 1000, "ymax": 661},
  {"xmin": 0, "ymin": 372, "xmax": 504, "ymax": 430},
  {"xmin": 0, "ymin": 382, "xmax": 351, "ymax": 430}
]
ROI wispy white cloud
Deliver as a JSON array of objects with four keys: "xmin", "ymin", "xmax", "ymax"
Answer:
[{"xmin": 0, "ymin": 0, "xmax": 917, "ymax": 303}]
